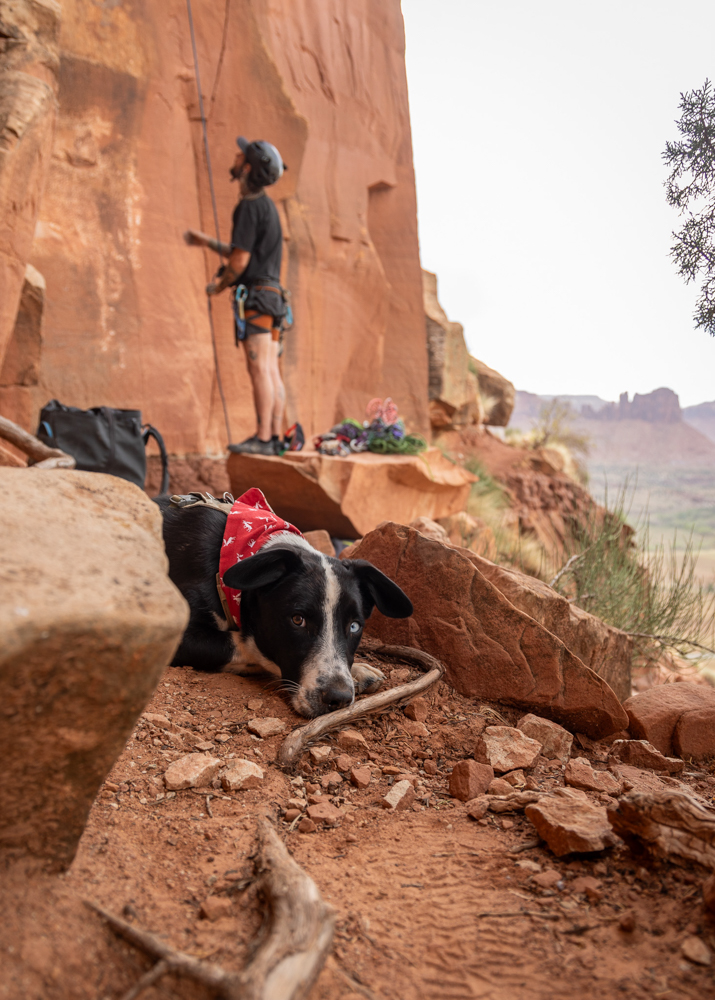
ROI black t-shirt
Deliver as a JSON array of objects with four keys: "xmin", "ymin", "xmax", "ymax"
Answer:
[{"xmin": 230, "ymin": 193, "xmax": 282, "ymax": 286}]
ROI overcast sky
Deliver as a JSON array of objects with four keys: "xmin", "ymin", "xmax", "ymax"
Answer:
[{"xmin": 403, "ymin": 1, "xmax": 715, "ymax": 408}]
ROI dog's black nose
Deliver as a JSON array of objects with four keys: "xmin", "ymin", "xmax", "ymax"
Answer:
[{"xmin": 319, "ymin": 682, "xmax": 353, "ymax": 712}]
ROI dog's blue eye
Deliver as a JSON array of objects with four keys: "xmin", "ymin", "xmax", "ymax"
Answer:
[
  {"xmin": 292, "ymin": 614, "xmax": 306, "ymax": 627},
  {"xmin": 349, "ymin": 621, "xmax": 361, "ymax": 634}
]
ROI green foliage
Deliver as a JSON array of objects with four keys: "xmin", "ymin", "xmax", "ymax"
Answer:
[
  {"xmin": 552, "ymin": 486, "xmax": 715, "ymax": 659},
  {"xmin": 664, "ymin": 78, "xmax": 715, "ymax": 335}
]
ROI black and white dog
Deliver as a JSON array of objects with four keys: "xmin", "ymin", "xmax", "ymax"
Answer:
[{"xmin": 155, "ymin": 494, "xmax": 413, "ymax": 717}]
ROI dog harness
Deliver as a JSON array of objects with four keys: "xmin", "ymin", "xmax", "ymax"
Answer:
[{"xmin": 218, "ymin": 487, "xmax": 302, "ymax": 629}]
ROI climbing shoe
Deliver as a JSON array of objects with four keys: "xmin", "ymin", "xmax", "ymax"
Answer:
[{"xmin": 227, "ymin": 435, "xmax": 276, "ymax": 456}]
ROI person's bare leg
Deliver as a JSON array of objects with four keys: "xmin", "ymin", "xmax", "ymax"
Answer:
[
  {"xmin": 270, "ymin": 340, "xmax": 286, "ymax": 438},
  {"xmin": 243, "ymin": 335, "xmax": 275, "ymax": 442}
]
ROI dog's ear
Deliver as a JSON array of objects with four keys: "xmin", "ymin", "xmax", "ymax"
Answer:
[
  {"xmin": 223, "ymin": 546, "xmax": 304, "ymax": 591},
  {"xmin": 347, "ymin": 559, "xmax": 413, "ymax": 618}
]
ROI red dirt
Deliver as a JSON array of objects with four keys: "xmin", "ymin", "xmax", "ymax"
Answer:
[{"xmin": 4, "ymin": 655, "xmax": 715, "ymax": 1000}]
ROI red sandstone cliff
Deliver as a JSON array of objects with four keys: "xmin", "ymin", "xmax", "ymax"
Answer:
[{"xmin": 0, "ymin": 0, "xmax": 428, "ymax": 454}]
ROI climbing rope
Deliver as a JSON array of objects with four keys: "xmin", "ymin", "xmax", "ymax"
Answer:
[{"xmin": 186, "ymin": 0, "xmax": 232, "ymax": 443}]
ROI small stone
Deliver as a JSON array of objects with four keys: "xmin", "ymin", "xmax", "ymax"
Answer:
[
  {"xmin": 305, "ymin": 782, "xmax": 320, "ymax": 793},
  {"xmin": 475, "ymin": 726, "xmax": 542, "ymax": 773},
  {"xmin": 337, "ymin": 729, "xmax": 368, "ymax": 752},
  {"xmin": 320, "ymin": 770, "xmax": 343, "ymax": 790},
  {"xmin": 382, "ymin": 765, "xmax": 402, "ymax": 775},
  {"xmin": 703, "ymin": 874, "xmax": 715, "ymax": 914},
  {"xmin": 246, "ymin": 698, "xmax": 263, "ymax": 711},
  {"xmin": 349, "ymin": 766, "xmax": 371, "ymax": 789},
  {"xmin": 524, "ymin": 787, "xmax": 619, "ymax": 856},
  {"xmin": 565, "ymin": 757, "xmax": 622, "ymax": 795},
  {"xmin": 287, "ymin": 796, "xmax": 305, "ymax": 810},
  {"xmin": 488, "ymin": 791, "xmax": 541, "ymax": 813},
  {"xmin": 570, "ymin": 875, "xmax": 603, "ymax": 901},
  {"xmin": 164, "ymin": 754, "xmax": 221, "ymax": 791},
  {"xmin": 401, "ymin": 720, "xmax": 430, "ymax": 738},
  {"xmin": 517, "ymin": 713, "xmax": 573, "ymax": 762},
  {"xmin": 214, "ymin": 733, "xmax": 232, "ymax": 743},
  {"xmin": 247, "ymin": 717, "xmax": 286, "ymax": 738},
  {"xmin": 298, "ymin": 818, "xmax": 317, "ymax": 834},
  {"xmin": 394, "ymin": 772, "xmax": 419, "ymax": 786},
  {"xmin": 307, "ymin": 792, "xmax": 322, "ymax": 805},
  {"xmin": 501, "ymin": 818, "xmax": 515, "ymax": 829},
  {"xmin": 391, "ymin": 668, "xmax": 411, "ymax": 684},
  {"xmin": 309, "ymin": 745, "xmax": 332, "ymax": 763},
  {"xmin": 424, "ymin": 760, "xmax": 438, "ymax": 776},
  {"xmin": 515, "ymin": 859, "xmax": 541, "ymax": 873},
  {"xmin": 381, "ymin": 779, "xmax": 415, "ymax": 811},
  {"xmin": 618, "ymin": 910, "xmax": 636, "ymax": 933},
  {"xmin": 466, "ymin": 796, "xmax": 489, "ymax": 820},
  {"xmin": 200, "ymin": 897, "xmax": 232, "ymax": 921},
  {"xmin": 532, "ymin": 869, "xmax": 561, "ymax": 889},
  {"xmin": 488, "ymin": 777, "xmax": 514, "ymax": 796},
  {"xmin": 681, "ymin": 936, "xmax": 711, "ymax": 966},
  {"xmin": 449, "ymin": 760, "xmax": 495, "ymax": 801},
  {"xmin": 335, "ymin": 753, "xmax": 354, "ymax": 772},
  {"xmin": 404, "ymin": 697, "xmax": 429, "ymax": 722},
  {"xmin": 504, "ymin": 769, "xmax": 526, "ymax": 787},
  {"xmin": 220, "ymin": 759, "xmax": 264, "ymax": 791},
  {"xmin": 307, "ymin": 801, "xmax": 343, "ymax": 825},
  {"xmin": 284, "ymin": 809, "xmax": 301, "ymax": 822},
  {"xmin": 607, "ymin": 763, "xmax": 665, "ymax": 795},
  {"xmin": 194, "ymin": 741, "xmax": 216, "ymax": 752},
  {"xmin": 144, "ymin": 712, "xmax": 179, "ymax": 733},
  {"xmin": 608, "ymin": 739, "xmax": 684, "ymax": 773},
  {"xmin": 345, "ymin": 833, "xmax": 358, "ymax": 843}
]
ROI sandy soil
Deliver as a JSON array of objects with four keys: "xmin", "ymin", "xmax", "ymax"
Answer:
[{"xmin": 6, "ymin": 654, "xmax": 715, "ymax": 1000}]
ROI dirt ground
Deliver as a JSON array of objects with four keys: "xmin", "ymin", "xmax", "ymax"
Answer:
[{"xmin": 6, "ymin": 653, "xmax": 715, "ymax": 1000}]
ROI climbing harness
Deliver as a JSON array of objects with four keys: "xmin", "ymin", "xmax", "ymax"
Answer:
[{"xmin": 186, "ymin": 0, "xmax": 232, "ymax": 444}]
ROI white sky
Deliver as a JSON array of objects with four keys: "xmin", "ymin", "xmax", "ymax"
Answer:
[{"xmin": 403, "ymin": 0, "xmax": 715, "ymax": 408}]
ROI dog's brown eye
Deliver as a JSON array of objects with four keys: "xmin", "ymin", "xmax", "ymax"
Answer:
[{"xmin": 292, "ymin": 614, "xmax": 305, "ymax": 627}]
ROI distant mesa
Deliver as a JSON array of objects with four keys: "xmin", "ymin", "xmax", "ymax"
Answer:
[{"xmin": 581, "ymin": 388, "xmax": 681, "ymax": 424}]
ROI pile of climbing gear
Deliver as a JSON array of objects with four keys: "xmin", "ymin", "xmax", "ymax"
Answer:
[{"xmin": 314, "ymin": 398, "xmax": 427, "ymax": 457}]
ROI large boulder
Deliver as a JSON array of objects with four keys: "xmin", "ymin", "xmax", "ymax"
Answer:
[
  {"xmin": 469, "ymin": 554, "xmax": 632, "ymax": 702},
  {"xmin": 0, "ymin": 469, "xmax": 188, "ymax": 870},
  {"xmin": 471, "ymin": 357, "xmax": 515, "ymax": 427},
  {"xmin": 423, "ymin": 269, "xmax": 483, "ymax": 431},
  {"xmin": 625, "ymin": 683, "xmax": 715, "ymax": 761},
  {"xmin": 343, "ymin": 522, "xmax": 628, "ymax": 738},
  {"xmin": 228, "ymin": 448, "xmax": 475, "ymax": 539}
]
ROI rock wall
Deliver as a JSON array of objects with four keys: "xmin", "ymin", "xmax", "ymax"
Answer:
[{"xmin": 0, "ymin": 0, "xmax": 428, "ymax": 454}]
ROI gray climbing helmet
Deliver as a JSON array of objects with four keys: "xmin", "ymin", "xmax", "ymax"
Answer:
[{"xmin": 236, "ymin": 136, "xmax": 285, "ymax": 187}]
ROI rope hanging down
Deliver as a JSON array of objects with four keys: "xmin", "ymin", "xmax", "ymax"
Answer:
[{"xmin": 186, "ymin": 0, "xmax": 232, "ymax": 444}]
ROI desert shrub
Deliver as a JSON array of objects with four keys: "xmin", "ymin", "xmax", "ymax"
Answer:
[
  {"xmin": 505, "ymin": 400, "xmax": 590, "ymax": 484},
  {"xmin": 551, "ymin": 486, "xmax": 715, "ymax": 660}
]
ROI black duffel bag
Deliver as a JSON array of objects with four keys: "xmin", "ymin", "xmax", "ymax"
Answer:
[{"xmin": 36, "ymin": 399, "xmax": 169, "ymax": 494}]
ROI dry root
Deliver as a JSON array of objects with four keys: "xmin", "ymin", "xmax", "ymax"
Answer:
[
  {"xmin": 89, "ymin": 816, "xmax": 335, "ymax": 1000},
  {"xmin": 277, "ymin": 642, "xmax": 444, "ymax": 770},
  {"xmin": 0, "ymin": 414, "xmax": 75, "ymax": 469}
]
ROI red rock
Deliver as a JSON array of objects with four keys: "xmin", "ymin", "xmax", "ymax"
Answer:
[
  {"xmin": 404, "ymin": 697, "xmax": 429, "ymax": 723},
  {"xmin": 220, "ymin": 759, "xmax": 264, "ymax": 791},
  {"xmin": 344, "ymin": 523, "xmax": 628, "ymax": 738},
  {"xmin": 466, "ymin": 796, "xmax": 489, "ymax": 820},
  {"xmin": 423, "ymin": 760, "xmax": 438, "ymax": 776},
  {"xmin": 607, "ymin": 739, "xmax": 684, "ymax": 773},
  {"xmin": 471, "ymin": 358, "xmax": 515, "ymax": 427},
  {"xmin": 624, "ymin": 683, "xmax": 715, "ymax": 756},
  {"xmin": 164, "ymin": 754, "xmax": 221, "ymax": 791},
  {"xmin": 306, "ymin": 801, "xmax": 342, "ymax": 826},
  {"xmin": 449, "ymin": 761, "xmax": 494, "ymax": 801},
  {"xmin": 504, "ymin": 769, "xmax": 526, "ymax": 787},
  {"xmin": 335, "ymin": 754, "xmax": 354, "ymax": 772},
  {"xmin": 607, "ymin": 764, "xmax": 666, "ymax": 795},
  {"xmin": 703, "ymin": 875, "xmax": 715, "ymax": 914},
  {"xmin": 488, "ymin": 791, "xmax": 541, "ymax": 813},
  {"xmin": 564, "ymin": 758, "xmax": 622, "ymax": 795},
  {"xmin": 337, "ymin": 729, "xmax": 367, "ymax": 753},
  {"xmin": 401, "ymin": 719, "xmax": 430, "ymax": 738},
  {"xmin": 681, "ymin": 936, "xmax": 711, "ymax": 966},
  {"xmin": 570, "ymin": 875, "xmax": 602, "ymax": 901},
  {"xmin": 284, "ymin": 809, "xmax": 301, "ymax": 822},
  {"xmin": 524, "ymin": 788, "xmax": 619, "ymax": 856},
  {"xmin": 517, "ymin": 714, "xmax": 574, "ymax": 763},
  {"xmin": 247, "ymin": 717, "xmax": 286, "ymax": 739},
  {"xmin": 307, "ymin": 793, "xmax": 323, "ymax": 805},
  {"xmin": 409, "ymin": 517, "xmax": 450, "ymax": 543},
  {"xmin": 488, "ymin": 778, "xmax": 514, "ymax": 796},
  {"xmin": 394, "ymin": 773, "xmax": 419, "ymax": 787},
  {"xmin": 309, "ymin": 746, "xmax": 331, "ymax": 763},
  {"xmin": 320, "ymin": 770, "xmax": 343, "ymax": 790},
  {"xmin": 381, "ymin": 780, "xmax": 415, "ymax": 811},
  {"xmin": 475, "ymin": 727, "xmax": 542, "ymax": 773},
  {"xmin": 303, "ymin": 530, "xmax": 336, "ymax": 557},
  {"xmin": 298, "ymin": 819, "xmax": 317, "ymax": 834},
  {"xmin": 349, "ymin": 766, "xmax": 371, "ymax": 789},
  {"xmin": 436, "ymin": 511, "xmax": 497, "ymax": 560},
  {"xmin": 229, "ymin": 450, "xmax": 473, "ymax": 538},
  {"xmin": 674, "ymin": 708, "xmax": 715, "ymax": 763},
  {"xmin": 532, "ymin": 869, "xmax": 561, "ymax": 889},
  {"xmin": 200, "ymin": 897, "xmax": 232, "ymax": 922}
]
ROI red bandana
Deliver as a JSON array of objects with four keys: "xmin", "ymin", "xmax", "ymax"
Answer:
[{"xmin": 218, "ymin": 487, "xmax": 303, "ymax": 628}]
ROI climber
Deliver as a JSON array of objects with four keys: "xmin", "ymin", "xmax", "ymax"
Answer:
[{"xmin": 184, "ymin": 137, "xmax": 287, "ymax": 456}]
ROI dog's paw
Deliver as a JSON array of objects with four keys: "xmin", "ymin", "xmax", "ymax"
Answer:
[{"xmin": 351, "ymin": 661, "xmax": 385, "ymax": 695}]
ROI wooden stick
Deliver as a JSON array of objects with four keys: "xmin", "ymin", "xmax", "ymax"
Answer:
[
  {"xmin": 0, "ymin": 414, "xmax": 75, "ymax": 468},
  {"xmin": 118, "ymin": 959, "xmax": 170, "ymax": 1000},
  {"xmin": 89, "ymin": 818, "xmax": 335, "ymax": 1000},
  {"xmin": 277, "ymin": 643, "xmax": 444, "ymax": 770}
]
